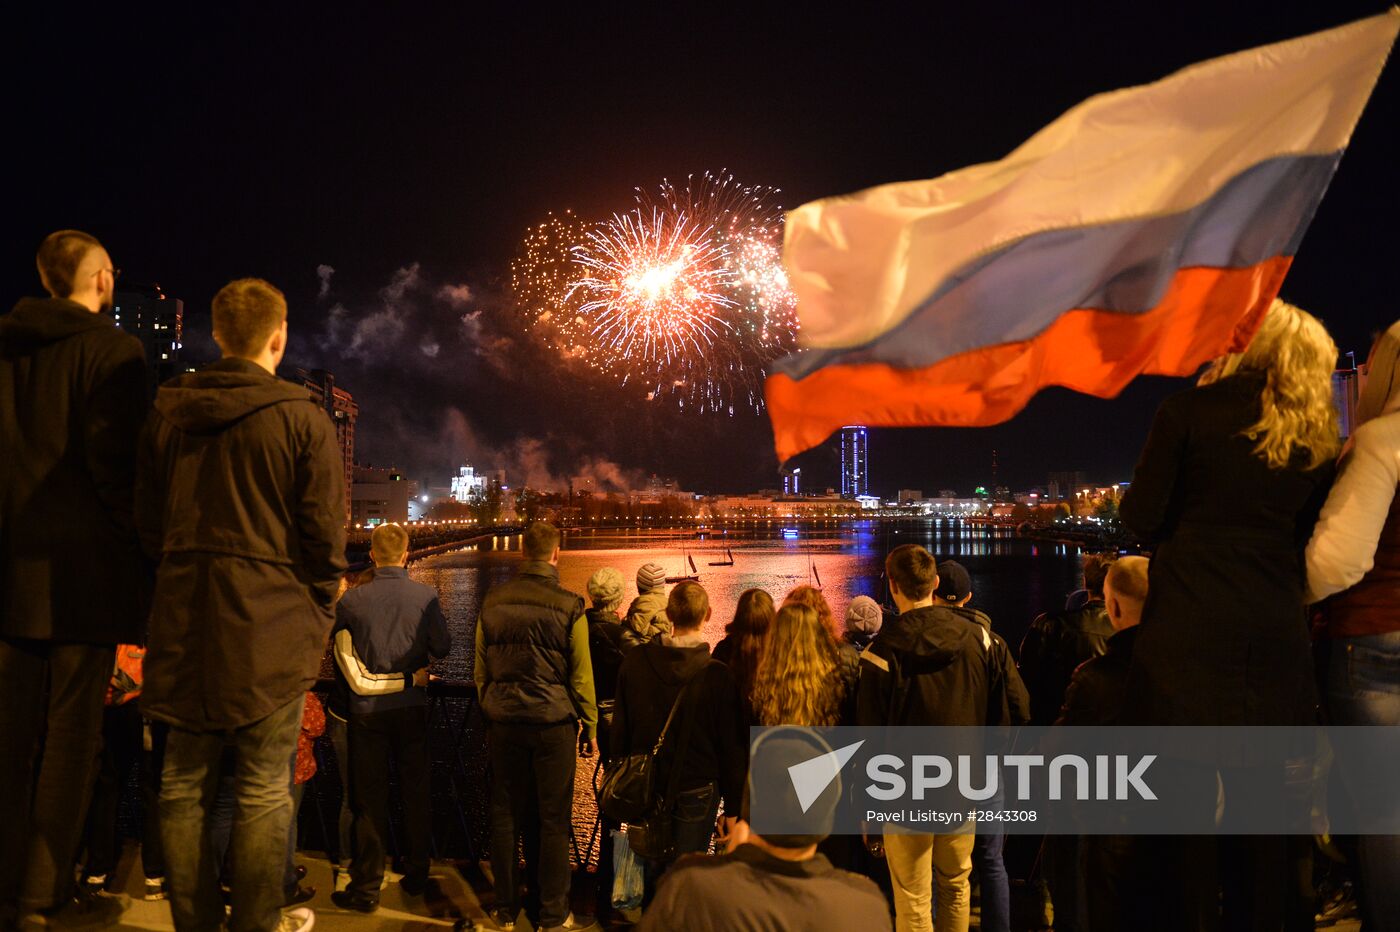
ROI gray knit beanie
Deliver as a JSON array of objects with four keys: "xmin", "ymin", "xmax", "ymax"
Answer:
[
  {"xmin": 587, "ymin": 567, "xmax": 624, "ymax": 609},
  {"xmin": 845, "ymin": 595, "xmax": 883, "ymax": 637},
  {"xmin": 636, "ymin": 562, "xmax": 667, "ymax": 593}
]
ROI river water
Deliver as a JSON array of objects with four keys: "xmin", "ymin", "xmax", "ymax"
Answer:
[{"xmin": 409, "ymin": 521, "xmax": 1090, "ymax": 680}]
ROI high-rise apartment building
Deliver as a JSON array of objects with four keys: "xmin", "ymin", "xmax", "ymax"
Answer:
[
  {"xmin": 113, "ymin": 283, "xmax": 182, "ymax": 397},
  {"xmin": 839, "ymin": 425, "xmax": 869, "ymax": 498},
  {"xmin": 300, "ymin": 369, "xmax": 357, "ymax": 524}
]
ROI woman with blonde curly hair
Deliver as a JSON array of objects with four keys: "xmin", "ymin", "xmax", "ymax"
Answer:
[
  {"xmin": 749, "ymin": 603, "xmax": 844, "ymax": 727},
  {"xmin": 1120, "ymin": 298, "xmax": 1340, "ymax": 929},
  {"xmin": 782, "ymin": 585, "xmax": 860, "ymax": 711}
]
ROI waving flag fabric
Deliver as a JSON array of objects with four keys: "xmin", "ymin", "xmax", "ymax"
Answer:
[{"xmin": 766, "ymin": 11, "xmax": 1398, "ymax": 462}]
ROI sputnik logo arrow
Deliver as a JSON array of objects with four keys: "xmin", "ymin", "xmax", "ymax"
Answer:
[{"xmin": 787, "ymin": 739, "xmax": 865, "ymax": 813}]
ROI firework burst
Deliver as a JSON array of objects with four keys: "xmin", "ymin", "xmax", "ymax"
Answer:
[
  {"xmin": 570, "ymin": 206, "xmax": 735, "ymax": 370},
  {"xmin": 513, "ymin": 172, "xmax": 799, "ymax": 413}
]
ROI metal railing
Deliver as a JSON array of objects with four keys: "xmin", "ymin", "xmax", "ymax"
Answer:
[{"xmin": 297, "ymin": 679, "xmax": 602, "ymax": 869}]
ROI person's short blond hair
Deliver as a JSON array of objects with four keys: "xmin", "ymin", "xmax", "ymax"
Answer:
[
  {"xmin": 212, "ymin": 278, "xmax": 287, "ymax": 357},
  {"xmin": 370, "ymin": 523, "xmax": 410, "ymax": 565},
  {"xmin": 1105, "ymin": 556, "xmax": 1149, "ymax": 608},
  {"xmin": 37, "ymin": 229, "xmax": 102, "ymax": 298}
]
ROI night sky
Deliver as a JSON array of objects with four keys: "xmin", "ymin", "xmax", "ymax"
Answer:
[{"xmin": 5, "ymin": 3, "xmax": 1396, "ymax": 495}]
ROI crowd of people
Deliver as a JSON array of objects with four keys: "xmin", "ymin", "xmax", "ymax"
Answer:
[{"xmin": 1, "ymin": 227, "xmax": 1397, "ymax": 932}]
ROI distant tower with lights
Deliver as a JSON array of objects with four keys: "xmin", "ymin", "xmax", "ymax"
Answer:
[{"xmin": 839, "ymin": 425, "xmax": 869, "ymax": 498}]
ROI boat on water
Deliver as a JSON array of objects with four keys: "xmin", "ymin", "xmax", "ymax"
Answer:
[
  {"xmin": 707, "ymin": 548, "xmax": 735, "ymax": 567},
  {"xmin": 666, "ymin": 552, "xmax": 700, "ymax": 583}
]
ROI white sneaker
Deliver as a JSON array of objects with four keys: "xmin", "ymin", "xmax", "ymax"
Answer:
[
  {"xmin": 275, "ymin": 907, "xmax": 315, "ymax": 932},
  {"xmin": 331, "ymin": 867, "xmax": 351, "ymax": 894}
]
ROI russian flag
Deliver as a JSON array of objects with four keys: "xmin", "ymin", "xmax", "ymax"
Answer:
[{"xmin": 766, "ymin": 11, "xmax": 1398, "ymax": 462}]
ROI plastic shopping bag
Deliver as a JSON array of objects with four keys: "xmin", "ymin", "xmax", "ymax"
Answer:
[{"xmin": 611, "ymin": 827, "xmax": 644, "ymax": 909}]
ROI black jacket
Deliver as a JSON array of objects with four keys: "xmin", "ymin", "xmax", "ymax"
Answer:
[
  {"xmin": 856, "ymin": 604, "xmax": 1016, "ymax": 728},
  {"xmin": 1056, "ymin": 626, "xmax": 1139, "ymax": 727},
  {"xmin": 136, "ymin": 358, "xmax": 347, "ymax": 729},
  {"xmin": 586, "ymin": 607, "xmax": 626, "ymax": 704},
  {"xmin": 335, "ymin": 566, "xmax": 450, "ymax": 715},
  {"xmin": 612, "ymin": 636, "xmax": 747, "ymax": 810},
  {"xmin": 475, "ymin": 561, "xmax": 597, "ymax": 734},
  {"xmin": 1017, "ymin": 600, "xmax": 1114, "ymax": 725},
  {"xmin": 639, "ymin": 844, "xmax": 891, "ymax": 932},
  {"xmin": 949, "ymin": 606, "xmax": 1032, "ymax": 726},
  {"xmin": 1120, "ymin": 372, "xmax": 1334, "ymax": 731},
  {"xmin": 0, "ymin": 298, "xmax": 148, "ymax": 644}
]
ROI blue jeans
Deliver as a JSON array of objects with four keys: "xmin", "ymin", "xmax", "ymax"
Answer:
[
  {"xmin": 973, "ymin": 770, "xmax": 1009, "ymax": 932},
  {"xmin": 1328, "ymin": 631, "xmax": 1400, "ymax": 932},
  {"xmin": 973, "ymin": 830, "xmax": 1009, "ymax": 932},
  {"xmin": 211, "ymin": 746, "xmax": 303, "ymax": 896},
  {"xmin": 161, "ymin": 695, "xmax": 304, "ymax": 932},
  {"xmin": 641, "ymin": 782, "xmax": 719, "ymax": 908}
]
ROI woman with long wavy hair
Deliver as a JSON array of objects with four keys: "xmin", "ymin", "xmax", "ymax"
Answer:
[
  {"xmin": 709, "ymin": 588, "xmax": 774, "ymax": 714},
  {"xmin": 782, "ymin": 585, "xmax": 841, "ymax": 643},
  {"xmin": 750, "ymin": 603, "xmax": 844, "ymax": 727},
  {"xmin": 782, "ymin": 584, "xmax": 859, "ymax": 712},
  {"xmin": 1119, "ymin": 298, "xmax": 1340, "ymax": 930}
]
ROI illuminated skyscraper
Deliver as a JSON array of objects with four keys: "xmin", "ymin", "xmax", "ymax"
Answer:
[{"xmin": 839, "ymin": 425, "xmax": 869, "ymax": 498}]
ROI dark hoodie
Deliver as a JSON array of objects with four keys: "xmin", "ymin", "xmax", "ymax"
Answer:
[
  {"xmin": 856, "ymin": 603, "xmax": 1016, "ymax": 728},
  {"xmin": 136, "ymin": 358, "xmax": 347, "ymax": 730},
  {"xmin": 947, "ymin": 605, "xmax": 1032, "ymax": 727},
  {"xmin": 612, "ymin": 635, "xmax": 748, "ymax": 810},
  {"xmin": 0, "ymin": 297, "xmax": 148, "ymax": 643}
]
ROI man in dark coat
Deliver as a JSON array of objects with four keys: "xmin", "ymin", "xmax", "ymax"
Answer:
[
  {"xmin": 474, "ymin": 522, "xmax": 596, "ymax": 932},
  {"xmin": 612, "ymin": 581, "xmax": 748, "ymax": 905},
  {"xmin": 935, "ymin": 560, "xmax": 1030, "ymax": 932},
  {"xmin": 857, "ymin": 544, "xmax": 1020, "ymax": 932},
  {"xmin": 1017, "ymin": 554, "xmax": 1116, "ymax": 932},
  {"xmin": 1054, "ymin": 556, "xmax": 1150, "ymax": 932},
  {"xmin": 136, "ymin": 278, "xmax": 345, "ymax": 932},
  {"xmin": 1017, "ymin": 552, "xmax": 1117, "ymax": 726},
  {"xmin": 0, "ymin": 230, "xmax": 147, "ymax": 928}
]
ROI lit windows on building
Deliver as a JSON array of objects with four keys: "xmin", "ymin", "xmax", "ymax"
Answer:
[
  {"xmin": 839, "ymin": 425, "xmax": 869, "ymax": 498},
  {"xmin": 113, "ymin": 283, "xmax": 183, "ymax": 397}
]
